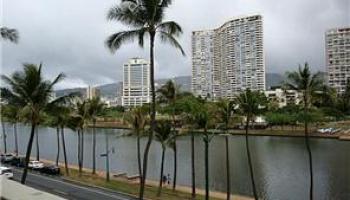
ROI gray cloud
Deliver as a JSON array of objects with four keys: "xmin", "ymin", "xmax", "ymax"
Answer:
[{"xmin": 1, "ymin": 0, "xmax": 349, "ymax": 89}]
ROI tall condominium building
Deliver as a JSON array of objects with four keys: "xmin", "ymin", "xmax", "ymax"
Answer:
[
  {"xmin": 325, "ymin": 27, "xmax": 350, "ymax": 93},
  {"xmin": 86, "ymin": 86, "xmax": 100, "ymax": 100},
  {"xmin": 122, "ymin": 58, "xmax": 151, "ymax": 107},
  {"xmin": 192, "ymin": 14, "xmax": 265, "ymax": 100}
]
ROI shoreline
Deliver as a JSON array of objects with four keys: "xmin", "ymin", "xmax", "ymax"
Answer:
[
  {"xmin": 21, "ymin": 157, "xmax": 252, "ymax": 200},
  {"xmin": 89, "ymin": 122, "xmax": 350, "ymax": 140}
]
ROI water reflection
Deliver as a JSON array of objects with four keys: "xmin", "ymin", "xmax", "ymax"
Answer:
[{"xmin": 1, "ymin": 124, "xmax": 349, "ymax": 199}]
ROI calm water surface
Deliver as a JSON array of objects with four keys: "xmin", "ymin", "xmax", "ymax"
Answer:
[{"xmin": 1, "ymin": 124, "xmax": 349, "ymax": 200}]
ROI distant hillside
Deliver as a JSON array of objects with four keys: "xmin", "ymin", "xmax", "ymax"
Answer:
[
  {"xmin": 56, "ymin": 74, "xmax": 291, "ymax": 97},
  {"xmin": 156, "ymin": 76, "xmax": 191, "ymax": 92},
  {"xmin": 266, "ymin": 73, "xmax": 284, "ymax": 89},
  {"xmin": 55, "ymin": 88, "xmax": 86, "ymax": 97},
  {"xmin": 55, "ymin": 76, "xmax": 192, "ymax": 98}
]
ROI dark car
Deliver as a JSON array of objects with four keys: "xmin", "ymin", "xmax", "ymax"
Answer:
[
  {"xmin": 1, "ymin": 154, "xmax": 14, "ymax": 163},
  {"xmin": 10, "ymin": 156, "xmax": 26, "ymax": 167},
  {"xmin": 40, "ymin": 165, "xmax": 60, "ymax": 175}
]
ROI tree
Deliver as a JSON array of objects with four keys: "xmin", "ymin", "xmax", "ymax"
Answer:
[
  {"xmin": 0, "ymin": 63, "xmax": 64, "ymax": 184},
  {"xmin": 191, "ymin": 100, "xmax": 215, "ymax": 200},
  {"xmin": 2, "ymin": 105, "xmax": 21, "ymax": 156},
  {"xmin": 87, "ymin": 97, "xmax": 105, "ymax": 174},
  {"xmin": 177, "ymin": 94, "xmax": 198, "ymax": 198},
  {"xmin": 70, "ymin": 99, "xmax": 89, "ymax": 176},
  {"xmin": 0, "ymin": 27, "xmax": 19, "ymax": 43},
  {"xmin": 126, "ymin": 106, "xmax": 148, "ymax": 180},
  {"xmin": 337, "ymin": 81, "xmax": 350, "ymax": 115},
  {"xmin": 154, "ymin": 120, "xmax": 173, "ymax": 196},
  {"xmin": 235, "ymin": 89, "xmax": 267, "ymax": 200},
  {"xmin": 157, "ymin": 80, "xmax": 180, "ymax": 190},
  {"xmin": 105, "ymin": 1, "xmax": 185, "ymax": 198},
  {"xmin": 285, "ymin": 63, "xmax": 323, "ymax": 200},
  {"xmin": 46, "ymin": 100, "xmax": 74, "ymax": 174},
  {"xmin": 216, "ymin": 98, "xmax": 234, "ymax": 200}
]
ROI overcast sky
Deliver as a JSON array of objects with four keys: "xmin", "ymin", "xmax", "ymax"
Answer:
[{"xmin": 1, "ymin": 0, "xmax": 349, "ymax": 89}]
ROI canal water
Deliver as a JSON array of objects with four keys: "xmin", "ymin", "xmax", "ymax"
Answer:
[{"xmin": 1, "ymin": 123, "xmax": 349, "ymax": 200}]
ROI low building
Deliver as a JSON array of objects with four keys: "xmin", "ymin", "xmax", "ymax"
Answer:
[{"xmin": 265, "ymin": 88, "xmax": 301, "ymax": 107}]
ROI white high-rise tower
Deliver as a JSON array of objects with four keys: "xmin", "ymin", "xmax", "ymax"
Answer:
[{"xmin": 122, "ymin": 58, "xmax": 150, "ymax": 107}]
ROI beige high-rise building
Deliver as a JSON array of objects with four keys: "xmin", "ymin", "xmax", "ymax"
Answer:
[
  {"xmin": 326, "ymin": 27, "xmax": 350, "ymax": 94},
  {"xmin": 86, "ymin": 86, "xmax": 100, "ymax": 100},
  {"xmin": 192, "ymin": 14, "xmax": 265, "ymax": 100}
]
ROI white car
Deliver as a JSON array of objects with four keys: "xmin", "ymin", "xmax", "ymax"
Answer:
[
  {"xmin": 0, "ymin": 166, "xmax": 13, "ymax": 179},
  {"xmin": 28, "ymin": 160, "xmax": 44, "ymax": 169}
]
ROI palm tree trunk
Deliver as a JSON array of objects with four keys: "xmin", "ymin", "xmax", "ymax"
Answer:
[
  {"xmin": 140, "ymin": 31, "xmax": 156, "ymax": 200},
  {"xmin": 191, "ymin": 131, "xmax": 196, "ymax": 199},
  {"xmin": 1, "ymin": 121, "xmax": 7, "ymax": 154},
  {"xmin": 105, "ymin": 133, "xmax": 110, "ymax": 182},
  {"xmin": 81, "ymin": 129, "xmax": 84, "ymax": 173},
  {"xmin": 304, "ymin": 107, "xmax": 313, "ymax": 200},
  {"xmin": 225, "ymin": 135, "xmax": 231, "ymax": 200},
  {"xmin": 204, "ymin": 133, "xmax": 209, "ymax": 200},
  {"xmin": 14, "ymin": 123, "xmax": 18, "ymax": 156},
  {"xmin": 61, "ymin": 125, "xmax": 69, "ymax": 175},
  {"xmin": 245, "ymin": 118, "xmax": 258, "ymax": 200},
  {"xmin": 35, "ymin": 126, "xmax": 40, "ymax": 161},
  {"xmin": 77, "ymin": 130, "xmax": 82, "ymax": 176},
  {"xmin": 56, "ymin": 127, "xmax": 60, "ymax": 166},
  {"xmin": 172, "ymin": 138, "xmax": 177, "ymax": 191},
  {"xmin": 21, "ymin": 123, "xmax": 36, "ymax": 184},
  {"xmin": 92, "ymin": 119, "xmax": 96, "ymax": 174},
  {"xmin": 157, "ymin": 147, "xmax": 166, "ymax": 197},
  {"xmin": 137, "ymin": 129, "xmax": 142, "ymax": 178},
  {"xmin": 172, "ymin": 112, "xmax": 177, "ymax": 191}
]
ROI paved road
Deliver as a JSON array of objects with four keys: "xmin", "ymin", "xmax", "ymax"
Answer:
[{"xmin": 11, "ymin": 168, "xmax": 137, "ymax": 200}]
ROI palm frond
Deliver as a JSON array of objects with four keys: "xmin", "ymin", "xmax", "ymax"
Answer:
[
  {"xmin": 106, "ymin": 29, "xmax": 146, "ymax": 52},
  {"xmin": 0, "ymin": 27, "xmax": 19, "ymax": 43},
  {"xmin": 156, "ymin": 21, "xmax": 182, "ymax": 36},
  {"xmin": 158, "ymin": 31, "xmax": 185, "ymax": 56},
  {"xmin": 107, "ymin": 4, "xmax": 145, "ymax": 26}
]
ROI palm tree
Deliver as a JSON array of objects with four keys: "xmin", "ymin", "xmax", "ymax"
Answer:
[
  {"xmin": 1, "ymin": 118, "xmax": 7, "ymax": 154},
  {"xmin": 46, "ymin": 101, "xmax": 73, "ymax": 173},
  {"xmin": 157, "ymin": 80, "xmax": 179, "ymax": 190},
  {"xmin": 87, "ymin": 97, "xmax": 105, "ymax": 174},
  {"xmin": 126, "ymin": 107, "xmax": 148, "ymax": 179},
  {"xmin": 235, "ymin": 89, "xmax": 267, "ymax": 200},
  {"xmin": 191, "ymin": 100, "xmax": 214, "ymax": 200},
  {"xmin": 154, "ymin": 120, "xmax": 173, "ymax": 197},
  {"xmin": 0, "ymin": 63, "xmax": 65, "ymax": 184},
  {"xmin": 216, "ymin": 98, "xmax": 234, "ymax": 200},
  {"xmin": 178, "ymin": 95, "xmax": 198, "ymax": 198},
  {"xmin": 106, "ymin": 1, "xmax": 185, "ymax": 198},
  {"xmin": 0, "ymin": 27, "xmax": 19, "ymax": 43},
  {"xmin": 285, "ymin": 63, "xmax": 323, "ymax": 200},
  {"xmin": 70, "ymin": 99, "xmax": 89, "ymax": 176},
  {"xmin": 2, "ymin": 105, "xmax": 21, "ymax": 156}
]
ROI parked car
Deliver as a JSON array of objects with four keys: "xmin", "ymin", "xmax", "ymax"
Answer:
[
  {"xmin": 28, "ymin": 160, "xmax": 44, "ymax": 170},
  {"xmin": 40, "ymin": 165, "xmax": 60, "ymax": 175},
  {"xmin": 0, "ymin": 166, "xmax": 13, "ymax": 179},
  {"xmin": 10, "ymin": 156, "xmax": 26, "ymax": 167},
  {"xmin": 0, "ymin": 154, "xmax": 14, "ymax": 163}
]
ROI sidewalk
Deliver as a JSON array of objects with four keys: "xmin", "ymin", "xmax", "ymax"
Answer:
[{"xmin": 0, "ymin": 177, "xmax": 65, "ymax": 200}]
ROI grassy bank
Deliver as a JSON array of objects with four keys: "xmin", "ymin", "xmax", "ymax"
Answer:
[{"xmin": 62, "ymin": 168, "xmax": 222, "ymax": 200}]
